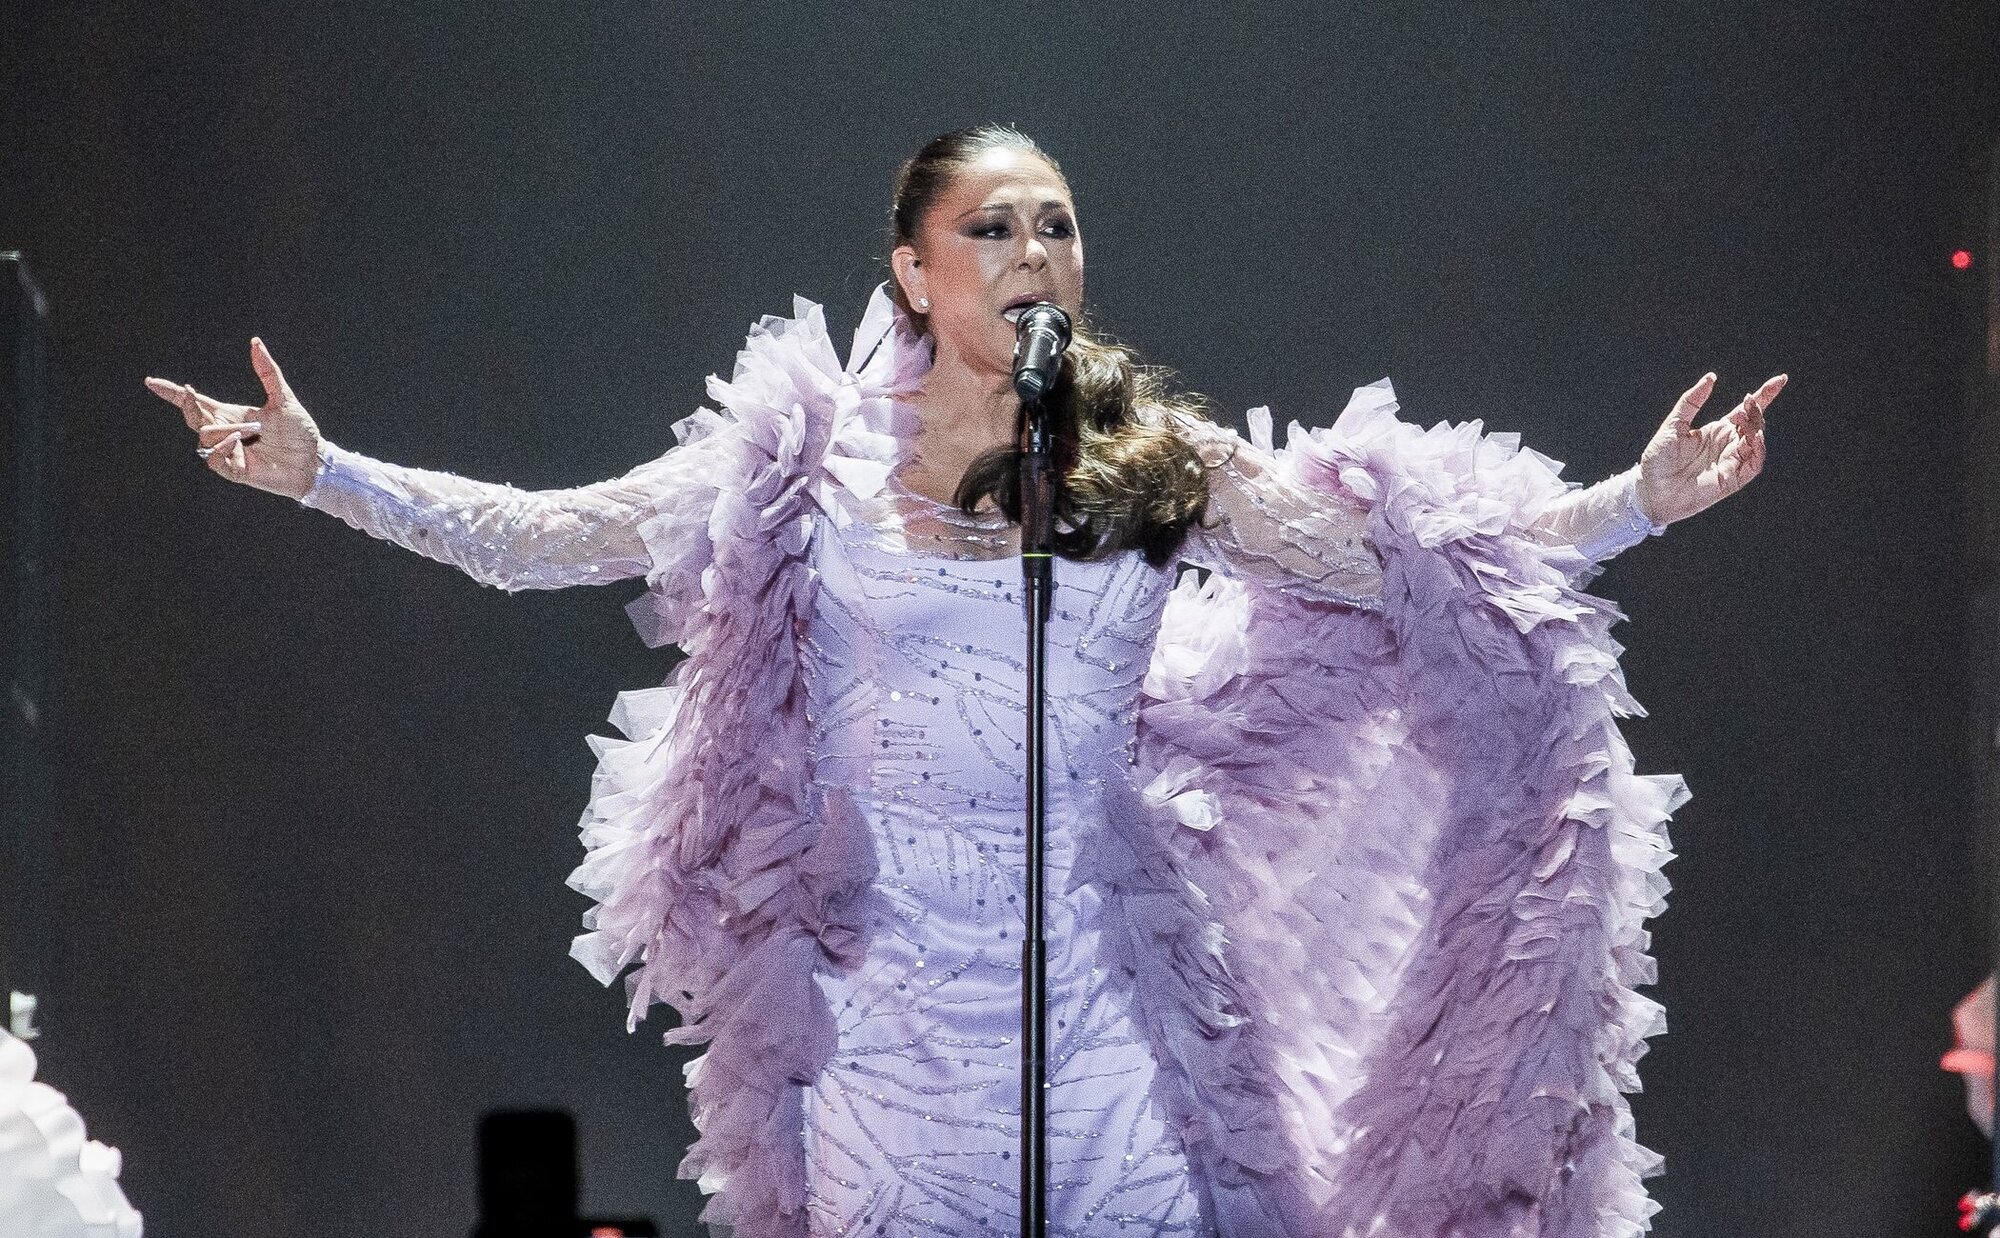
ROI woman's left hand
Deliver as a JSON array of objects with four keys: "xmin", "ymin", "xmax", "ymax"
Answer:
[{"xmin": 1634, "ymin": 371, "xmax": 1786, "ymax": 525}]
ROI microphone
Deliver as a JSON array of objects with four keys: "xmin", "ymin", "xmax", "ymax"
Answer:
[{"xmin": 1011, "ymin": 303, "xmax": 1072, "ymax": 402}]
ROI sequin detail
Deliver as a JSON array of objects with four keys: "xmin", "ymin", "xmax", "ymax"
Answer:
[{"xmin": 799, "ymin": 482, "xmax": 1211, "ymax": 1237}]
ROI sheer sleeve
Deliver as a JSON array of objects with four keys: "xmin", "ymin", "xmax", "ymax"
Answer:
[
  {"xmin": 296, "ymin": 438, "xmax": 686, "ymax": 592},
  {"xmin": 1526, "ymin": 464, "xmax": 1667, "ymax": 571},
  {"xmin": 1173, "ymin": 415, "xmax": 1386, "ymax": 608},
  {"xmin": 1171, "ymin": 410, "xmax": 1663, "ymax": 603}
]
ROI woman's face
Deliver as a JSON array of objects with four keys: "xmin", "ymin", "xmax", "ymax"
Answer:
[{"xmin": 892, "ymin": 146, "xmax": 1084, "ymax": 378}]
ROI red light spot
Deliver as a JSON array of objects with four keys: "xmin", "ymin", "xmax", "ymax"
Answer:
[
  {"xmin": 1952, "ymin": 249, "xmax": 1975, "ymax": 270},
  {"xmin": 589, "ymin": 1230, "xmax": 625, "ymax": 1238}
]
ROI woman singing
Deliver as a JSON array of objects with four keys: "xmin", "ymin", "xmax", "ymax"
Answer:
[{"xmin": 145, "ymin": 124, "xmax": 1784, "ymax": 1237}]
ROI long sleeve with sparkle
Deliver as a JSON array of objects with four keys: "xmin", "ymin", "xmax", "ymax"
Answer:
[
  {"xmin": 1174, "ymin": 417, "xmax": 1663, "ymax": 604},
  {"xmin": 1176, "ymin": 418, "xmax": 1387, "ymax": 608},
  {"xmin": 296, "ymin": 438, "xmax": 689, "ymax": 592}
]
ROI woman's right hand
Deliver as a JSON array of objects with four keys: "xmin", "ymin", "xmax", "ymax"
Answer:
[{"xmin": 145, "ymin": 336, "xmax": 324, "ymax": 500}]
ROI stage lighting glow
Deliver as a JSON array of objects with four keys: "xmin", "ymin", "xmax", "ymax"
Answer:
[
  {"xmin": 589, "ymin": 1229, "xmax": 626, "ymax": 1238},
  {"xmin": 1952, "ymin": 249, "xmax": 1975, "ymax": 270}
]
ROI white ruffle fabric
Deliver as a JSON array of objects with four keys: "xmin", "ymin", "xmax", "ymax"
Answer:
[{"xmin": 0, "ymin": 1030, "xmax": 142, "ymax": 1238}]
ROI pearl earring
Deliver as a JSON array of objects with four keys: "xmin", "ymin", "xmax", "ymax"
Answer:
[{"xmin": 917, "ymin": 297, "xmax": 929, "ymax": 310}]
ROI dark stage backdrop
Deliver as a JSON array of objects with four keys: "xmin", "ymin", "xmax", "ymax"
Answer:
[{"xmin": 4, "ymin": 3, "xmax": 1995, "ymax": 1234}]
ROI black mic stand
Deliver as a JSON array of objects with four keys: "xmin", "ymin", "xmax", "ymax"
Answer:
[{"xmin": 1017, "ymin": 385, "xmax": 1053, "ymax": 1238}]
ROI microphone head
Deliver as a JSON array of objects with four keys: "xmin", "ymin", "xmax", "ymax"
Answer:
[
  {"xmin": 1017, "ymin": 301, "xmax": 1072, "ymax": 347},
  {"xmin": 1012, "ymin": 301, "xmax": 1072, "ymax": 402}
]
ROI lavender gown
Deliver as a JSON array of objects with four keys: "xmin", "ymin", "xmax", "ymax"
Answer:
[
  {"xmin": 802, "ymin": 505, "xmax": 1205, "ymax": 1233},
  {"xmin": 295, "ymin": 284, "xmax": 1669, "ymax": 1237}
]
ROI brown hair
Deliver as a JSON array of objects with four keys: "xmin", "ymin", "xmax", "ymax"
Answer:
[{"xmin": 887, "ymin": 124, "xmax": 1213, "ymax": 567}]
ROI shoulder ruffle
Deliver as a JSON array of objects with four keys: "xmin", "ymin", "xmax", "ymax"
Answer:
[
  {"xmin": 1140, "ymin": 378, "xmax": 1684, "ymax": 1236},
  {"xmin": 568, "ymin": 284, "xmax": 927, "ymax": 1237},
  {"xmin": 619, "ymin": 290, "xmax": 926, "ymax": 650}
]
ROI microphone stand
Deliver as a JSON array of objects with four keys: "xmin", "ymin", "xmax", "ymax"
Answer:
[{"xmin": 1017, "ymin": 385, "xmax": 1053, "ymax": 1238}]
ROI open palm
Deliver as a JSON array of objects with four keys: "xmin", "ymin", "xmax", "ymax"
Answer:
[
  {"xmin": 1636, "ymin": 371, "xmax": 1786, "ymax": 525},
  {"xmin": 145, "ymin": 337, "xmax": 323, "ymax": 500}
]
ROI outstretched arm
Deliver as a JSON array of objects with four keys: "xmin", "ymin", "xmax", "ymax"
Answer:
[
  {"xmin": 293, "ymin": 440, "xmax": 674, "ymax": 591},
  {"xmin": 1528, "ymin": 370, "xmax": 1786, "ymax": 572},
  {"xmin": 1170, "ymin": 366, "xmax": 1785, "ymax": 599},
  {"xmin": 146, "ymin": 337, "xmax": 686, "ymax": 592}
]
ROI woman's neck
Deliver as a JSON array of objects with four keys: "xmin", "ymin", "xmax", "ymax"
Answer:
[
  {"xmin": 915, "ymin": 340, "xmax": 1018, "ymax": 442},
  {"xmin": 899, "ymin": 343, "xmax": 1020, "ymax": 505}
]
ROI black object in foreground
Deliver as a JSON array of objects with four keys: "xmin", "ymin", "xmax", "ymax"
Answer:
[{"xmin": 471, "ymin": 1110, "xmax": 659, "ymax": 1238}]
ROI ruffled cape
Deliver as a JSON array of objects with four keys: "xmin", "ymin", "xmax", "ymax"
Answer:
[{"xmin": 565, "ymin": 283, "xmax": 1683, "ymax": 1237}]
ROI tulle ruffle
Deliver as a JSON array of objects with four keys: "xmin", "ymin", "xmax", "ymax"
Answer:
[
  {"xmin": 0, "ymin": 1030, "xmax": 143, "ymax": 1238},
  {"xmin": 567, "ymin": 288, "xmax": 927, "ymax": 1236},
  {"xmin": 1137, "ymin": 378, "xmax": 1683, "ymax": 1236}
]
